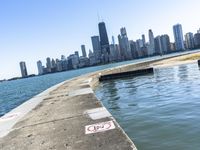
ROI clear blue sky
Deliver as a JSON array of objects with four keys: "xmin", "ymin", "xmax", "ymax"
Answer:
[{"xmin": 0, "ymin": 0, "xmax": 200, "ymax": 79}]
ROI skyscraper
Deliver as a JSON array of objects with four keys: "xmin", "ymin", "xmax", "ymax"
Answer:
[
  {"xmin": 135, "ymin": 39, "xmax": 144, "ymax": 57},
  {"xmin": 88, "ymin": 50, "xmax": 96, "ymax": 66},
  {"xmin": 67, "ymin": 54, "xmax": 79, "ymax": 69},
  {"xmin": 129, "ymin": 40, "xmax": 137, "ymax": 58},
  {"xmin": 154, "ymin": 36, "xmax": 162, "ymax": 55},
  {"xmin": 74, "ymin": 51, "xmax": 79, "ymax": 58},
  {"xmin": 185, "ymin": 32, "xmax": 195, "ymax": 49},
  {"xmin": 19, "ymin": 61, "xmax": 28, "ymax": 77},
  {"xmin": 46, "ymin": 57, "xmax": 52, "ymax": 73},
  {"xmin": 98, "ymin": 22, "xmax": 110, "ymax": 63},
  {"xmin": 91, "ymin": 35, "xmax": 101, "ymax": 64},
  {"xmin": 142, "ymin": 34, "xmax": 146, "ymax": 46},
  {"xmin": 148, "ymin": 29, "xmax": 155, "ymax": 55},
  {"xmin": 160, "ymin": 34, "xmax": 171, "ymax": 53},
  {"xmin": 37, "ymin": 60, "xmax": 43, "ymax": 75},
  {"xmin": 109, "ymin": 36, "xmax": 118, "ymax": 62},
  {"xmin": 112, "ymin": 36, "xmax": 115, "ymax": 45},
  {"xmin": 173, "ymin": 24, "xmax": 185, "ymax": 50},
  {"xmin": 118, "ymin": 27, "xmax": 132, "ymax": 60},
  {"xmin": 194, "ymin": 33, "xmax": 200, "ymax": 48},
  {"xmin": 81, "ymin": 45, "xmax": 87, "ymax": 57},
  {"xmin": 98, "ymin": 22, "xmax": 110, "ymax": 51}
]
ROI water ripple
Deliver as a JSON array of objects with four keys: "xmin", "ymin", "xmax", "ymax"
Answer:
[{"xmin": 95, "ymin": 63, "xmax": 200, "ymax": 150}]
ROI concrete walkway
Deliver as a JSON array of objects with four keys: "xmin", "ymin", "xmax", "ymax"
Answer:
[{"xmin": 0, "ymin": 68, "xmax": 138, "ymax": 149}]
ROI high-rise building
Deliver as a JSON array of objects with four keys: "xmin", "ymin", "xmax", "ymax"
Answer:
[
  {"xmin": 81, "ymin": 45, "xmax": 87, "ymax": 57},
  {"xmin": 61, "ymin": 55, "xmax": 66, "ymax": 60},
  {"xmin": 37, "ymin": 60, "xmax": 43, "ymax": 75},
  {"xmin": 51, "ymin": 59, "xmax": 57, "ymax": 73},
  {"xmin": 148, "ymin": 29, "xmax": 155, "ymax": 55},
  {"xmin": 173, "ymin": 24, "xmax": 185, "ymax": 50},
  {"xmin": 55, "ymin": 59, "xmax": 63, "ymax": 72},
  {"xmin": 61, "ymin": 59, "xmax": 68, "ymax": 71},
  {"xmin": 170, "ymin": 43, "xmax": 176, "ymax": 51},
  {"xmin": 142, "ymin": 34, "xmax": 146, "ymax": 46},
  {"xmin": 160, "ymin": 34, "xmax": 171, "ymax": 53},
  {"xmin": 75, "ymin": 51, "xmax": 79, "ymax": 58},
  {"xmin": 154, "ymin": 36, "xmax": 162, "ymax": 55},
  {"xmin": 109, "ymin": 36, "xmax": 119, "ymax": 62},
  {"xmin": 79, "ymin": 56, "xmax": 89, "ymax": 68},
  {"xmin": 67, "ymin": 54, "xmax": 79, "ymax": 69},
  {"xmin": 118, "ymin": 27, "xmax": 132, "ymax": 60},
  {"xmin": 194, "ymin": 33, "xmax": 200, "ymax": 48},
  {"xmin": 136, "ymin": 39, "xmax": 144, "ymax": 57},
  {"xmin": 88, "ymin": 50, "xmax": 96, "ymax": 66},
  {"xmin": 91, "ymin": 36, "xmax": 101, "ymax": 64},
  {"xmin": 98, "ymin": 22, "xmax": 110, "ymax": 63},
  {"xmin": 185, "ymin": 32, "xmax": 195, "ymax": 49},
  {"xmin": 20, "ymin": 61, "xmax": 28, "ymax": 77},
  {"xmin": 98, "ymin": 22, "xmax": 110, "ymax": 51},
  {"xmin": 109, "ymin": 44, "xmax": 119, "ymax": 62},
  {"xmin": 130, "ymin": 40, "xmax": 138, "ymax": 59},
  {"xmin": 112, "ymin": 36, "xmax": 115, "ymax": 45},
  {"xmin": 51, "ymin": 59, "xmax": 56, "ymax": 68},
  {"xmin": 46, "ymin": 57, "xmax": 52, "ymax": 73}
]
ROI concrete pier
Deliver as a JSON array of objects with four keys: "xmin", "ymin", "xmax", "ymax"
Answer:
[
  {"xmin": 0, "ymin": 61, "xmax": 148, "ymax": 149},
  {"xmin": 99, "ymin": 67, "xmax": 153, "ymax": 81}
]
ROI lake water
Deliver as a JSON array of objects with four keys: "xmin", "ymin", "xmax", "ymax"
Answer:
[
  {"xmin": 95, "ymin": 62, "xmax": 200, "ymax": 150},
  {"xmin": 1, "ymin": 53, "xmax": 174, "ymax": 117}
]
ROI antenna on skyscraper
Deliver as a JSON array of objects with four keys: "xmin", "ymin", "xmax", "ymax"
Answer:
[
  {"xmin": 101, "ymin": 16, "xmax": 104, "ymax": 22},
  {"xmin": 97, "ymin": 12, "xmax": 100, "ymax": 22},
  {"xmin": 112, "ymin": 36, "xmax": 115, "ymax": 45}
]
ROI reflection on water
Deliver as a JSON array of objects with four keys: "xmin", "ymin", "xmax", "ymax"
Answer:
[{"xmin": 95, "ymin": 63, "xmax": 200, "ymax": 150}]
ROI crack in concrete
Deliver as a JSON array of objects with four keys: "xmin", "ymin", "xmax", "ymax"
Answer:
[{"xmin": 13, "ymin": 114, "xmax": 83, "ymax": 131}]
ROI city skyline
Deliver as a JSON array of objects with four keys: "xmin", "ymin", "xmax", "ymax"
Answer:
[
  {"xmin": 1, "ymin": 0, "xmax": 200, "ymax": 79},
  {"xmin": 25, "ymin": 21, "xmax": 199, "ymax": 78}
]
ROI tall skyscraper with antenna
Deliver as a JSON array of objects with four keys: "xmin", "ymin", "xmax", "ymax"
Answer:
[{"xmin": 98, "ymin": 22, "xmax": 110, "ymax": 63}]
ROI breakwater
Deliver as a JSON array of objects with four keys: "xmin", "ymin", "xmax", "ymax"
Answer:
[{"xmin": 1, "ymin": 49, "xmax": 200, "ymax": 149}]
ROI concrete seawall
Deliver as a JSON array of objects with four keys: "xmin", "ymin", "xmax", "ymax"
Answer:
[
  {"xmin": 1, "ymin": 50, "xmax": 200, "ymax": 150},
  {"xmin": 0, "ymin": 63, "xmax": 149, "ymax": 149}
]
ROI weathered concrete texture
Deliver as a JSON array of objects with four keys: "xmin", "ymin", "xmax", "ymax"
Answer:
[{"xmin": 0, "ymin": 74, "xmax": 137, "ymax": 150}]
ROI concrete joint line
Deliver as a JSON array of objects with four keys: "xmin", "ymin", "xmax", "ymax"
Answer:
[
  {"xmin": 12, "ymin": 114, "xmax": 83, "ymax": 131},
  {"xmin": 84, "ymin": 107, "xmax": 112, "ymax": 120},
  {"xmin": 68, "ymin": 88, "xmax": 93, "ymax": 97}
]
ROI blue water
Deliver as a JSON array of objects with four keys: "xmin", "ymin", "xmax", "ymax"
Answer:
[
  {"xmin": 0, "ymin": 50, "xmax": 199, "ymax": 117},
  {"xmin": 95, "ymin": 63, "xmax": 200, "ymax": 150},
  {"xmin": 0, "ymin": 55, "xmax": 163, "ymax": 117}
]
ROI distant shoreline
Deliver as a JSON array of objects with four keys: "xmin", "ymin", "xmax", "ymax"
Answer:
[{"xmin": 2, "ymin": 49, "xmax": 200, "ymax": 82}]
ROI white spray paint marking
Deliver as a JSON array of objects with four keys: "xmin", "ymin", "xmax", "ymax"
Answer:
[
  {"xmin": 68, "ymin": 88, "xmax": 93, "ymax": 97},
  {"xmin": 85, "ymin": 107, "xmax": 112, "ymax": 120},
  {"xmin": 85, "ymin": 121, "xmax": 115, "ymax": 134}
]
